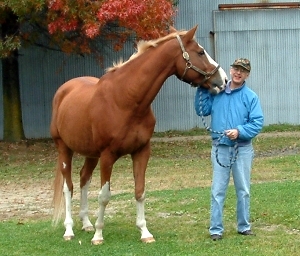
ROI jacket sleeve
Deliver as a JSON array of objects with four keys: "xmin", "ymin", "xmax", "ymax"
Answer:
[
  {"xmin": 237, "ymin": 96, "xmax": 264, "ymax": 140},
  {"xmin": 194, "ymin": 87, "xmax": 213, "ymax": 117}
]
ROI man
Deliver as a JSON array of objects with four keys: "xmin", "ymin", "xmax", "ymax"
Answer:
[{"xmin": 194, "ymin": 58, "xmax": 264, "ymax": 241}]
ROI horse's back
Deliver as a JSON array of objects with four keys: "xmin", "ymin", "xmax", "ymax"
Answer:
[{"xmin": 53, "ymin": 76, "xmax": 99, "ymax": 101}]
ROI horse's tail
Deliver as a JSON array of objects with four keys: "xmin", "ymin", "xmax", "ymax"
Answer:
[{"xmin": 52, "ymin": 162, "xmax": 64, "ymax": 226}]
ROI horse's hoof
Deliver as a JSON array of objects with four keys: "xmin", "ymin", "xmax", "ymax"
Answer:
[
  {"xmin": 91, "ymin": 239, "xmax": 104, "ymax": 245},
  {"xmin": 63, "ymin": 235, "xmax": 74, "ymax": 241},
  {"xmin": 141, "ymin": 237, "xmax": 155, "ymax": 243},
  {"xmin": 82, "ymin": 226, "xmax": 94, "ymax": 232}
]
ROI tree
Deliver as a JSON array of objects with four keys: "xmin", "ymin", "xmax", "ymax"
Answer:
[{"xmin": 0, "ymin": 0, "xmax": 176, "ymax": 142}]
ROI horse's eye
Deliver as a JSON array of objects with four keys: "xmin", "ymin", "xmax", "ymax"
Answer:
[{"xmin": 198, "ymin": 51, "xmax": 205, "ymax": 56}]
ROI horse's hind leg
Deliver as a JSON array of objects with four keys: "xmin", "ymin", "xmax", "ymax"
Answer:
[
  {"xmin": 55, "ymin": 139, "xmax": 74, "ymax": 240},
  {"xmin": 79, "ymin": 157, "xmax": 99, "ymax": 232}
]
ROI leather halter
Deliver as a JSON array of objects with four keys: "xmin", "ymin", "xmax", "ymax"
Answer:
[{"xmin": 176, "ymin": 35, "xmax": 220, "ymax": 86}]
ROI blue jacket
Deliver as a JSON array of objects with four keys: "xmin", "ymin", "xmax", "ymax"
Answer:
[{"xmin": 194, "ymin": 81, "xmax": 264, "ymax": 146}]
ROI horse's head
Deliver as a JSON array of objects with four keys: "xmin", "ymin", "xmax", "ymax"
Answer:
[{"xmin": 174, "ymin": 26, "xmax": 227, "ymax": 94}]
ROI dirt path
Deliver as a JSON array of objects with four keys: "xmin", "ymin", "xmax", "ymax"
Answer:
[
  {"xmin": 150, "ymin": 131, "xmax": 300, "ymax": 142},
  {"xmin": 1, "ymin": 131, "xmax": 300, "ymax": 222},
  {"xmin": 0, "ymin": 181, "xmax": 53, "ymax": 221}
]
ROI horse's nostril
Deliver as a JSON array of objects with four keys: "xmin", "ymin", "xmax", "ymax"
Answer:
[{"xmin": 225, "ymin": 79, "xmax": 228, "ymax": 84}]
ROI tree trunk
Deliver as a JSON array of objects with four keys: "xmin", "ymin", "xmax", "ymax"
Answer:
[
  {"xmin": 2, "ymin": 52, "xmax": 25, "ymax": 142},
  {"xmin": 1, "ymin": 11, "xmax": 25, "ymax": 142}
]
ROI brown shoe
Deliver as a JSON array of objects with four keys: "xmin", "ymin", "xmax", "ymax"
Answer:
[
  {"xmin": 211, "ymin": 234, "xmax": 222, "ymax": 241},
  {"xmin": 238, "ymin": 230, "xmax": 256, "ymax": 236}
]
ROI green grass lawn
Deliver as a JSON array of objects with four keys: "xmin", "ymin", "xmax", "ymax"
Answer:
[
  {"xmin": 0, "ymin": 181, "xmax": 299, "ymax": 256},
  {"xmin": 1, "ymin": 124, "xmax": 300, "ymax": 255}
]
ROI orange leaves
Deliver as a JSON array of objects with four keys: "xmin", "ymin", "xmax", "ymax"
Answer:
[
  {"xmin": 48, "ymin": 0, "xmax": 64, "ymax": 11},
  {"xmin": 46, "ymin": 0, "xmax": 176, "ymax": 54},
  {"xmin": 48, "ymin": 17, "xmax": 78, "ymax": 34},
  {"xmin": 47, "ymin": 0, "xmax": 81, "ymax": 34},
  {"xmin": 97, "ymin": 0, "xmax": 175, "ymax": 40},
  {"xmin": 83, "ymin": 23, "xmax": 101, "ymax": 39},
  {"xmin": 1, "ymin": 0, "xmax": 175, "ymax": 56}
]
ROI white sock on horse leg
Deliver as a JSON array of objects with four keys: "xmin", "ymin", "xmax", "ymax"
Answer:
[
  {"xmin": 92, "ymin": 182, "xmax": 111, "ymax": 244},
  {"xmin": 136, "ymin": 192, "xmax": 154, "ymax": 241},
  {"xmin": 63, "ymin": 180, "xmax": 74, "ymax": 239},
  {"xmin": 79, "ymin": 180, "xmax": 94, "ymax": 231}
]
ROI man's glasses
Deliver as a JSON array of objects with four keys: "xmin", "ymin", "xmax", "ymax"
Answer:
[{"xmin": 231, "ymin": 67, "xmax": 248, "ymax": 73}]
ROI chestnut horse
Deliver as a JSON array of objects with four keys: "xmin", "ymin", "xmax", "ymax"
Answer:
[{"xmin": 51, "ymin": 26, "xmax": 227, "ymax": 245}]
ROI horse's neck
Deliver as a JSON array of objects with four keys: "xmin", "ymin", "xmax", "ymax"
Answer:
[{"xmin": 113, "ymin": 45, "xmax": 177, "ymax": 112}]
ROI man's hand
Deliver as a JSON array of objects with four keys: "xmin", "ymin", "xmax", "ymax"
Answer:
[{"xmin": 225, "ymin": 129, "xmax": 239, "ymax": 140}]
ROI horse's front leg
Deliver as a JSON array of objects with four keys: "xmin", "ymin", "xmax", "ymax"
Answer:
[
  {"xmin": 91, "ymin": 151, "xmax": 116, "ymax": 245},
  {"xmin": 79, "ymin": 157, "xmax": 99, "ymax": 232},
  {"xmin": 132, "ymin": 142, "xmax": 155, "ymax": 243}
]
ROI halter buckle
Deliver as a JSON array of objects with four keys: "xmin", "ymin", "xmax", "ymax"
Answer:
[{"xmin": 182, "ymin": 52, "xmax": 189, "ymax": 61}]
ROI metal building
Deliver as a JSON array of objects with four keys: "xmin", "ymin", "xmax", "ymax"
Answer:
[{"xmin": 0, "ymin": 0, "xmax": 300, "ymax": 139}]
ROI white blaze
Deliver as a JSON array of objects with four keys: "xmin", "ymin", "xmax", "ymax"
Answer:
[
  {"xmin": 197, "ymin": 43, "xmax": 228, "ymax": 84},
  {"xmin": 204, "ymin": 49, "xmax": 228, "ymax": 82}
]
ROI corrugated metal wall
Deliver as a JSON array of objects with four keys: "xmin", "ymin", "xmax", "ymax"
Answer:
[
  {"xmin": 1, "ymin": 0, "xmax": 300, "ymax": 138},
  {"xmin": 18, "ymin": 47, "xmax": 98, "ymax": 138},
  {"xmin": 154, "ymin": 0, "xmax": 300, "ymax": 132},
  {"xmin": 10, "ymin": 43, "xmax": 134, "ymax": 138},
  {"xmin": 213, "ymin": 8, "xmax": 300, "ymax": 125}
]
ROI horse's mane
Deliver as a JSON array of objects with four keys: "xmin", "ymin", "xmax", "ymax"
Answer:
[{"xmin": 106, "ymin": 30, "xmax": 187, "ymax": 72}]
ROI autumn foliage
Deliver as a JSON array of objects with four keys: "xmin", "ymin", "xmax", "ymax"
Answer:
[
  {"xmin": 0, "ymin": 0, "xmax": 176, "ymax": 57},
  {"xmin": 47, "ymin": 0, "xmax": 176, "ymax": 52}
]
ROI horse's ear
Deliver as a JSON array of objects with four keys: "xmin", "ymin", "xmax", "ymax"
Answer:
[
  {"xmin": 169, "ymin": 26, "xmax": 177, "ymax": 33},
  {"xmin": 184, "ymin": 25, "xmax": 198, "ymax": 41}
]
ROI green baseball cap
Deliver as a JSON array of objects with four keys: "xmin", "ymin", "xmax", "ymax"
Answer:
[{"xmin": 231, "ymin": 58, "xmax": 251, "ymax": 72}]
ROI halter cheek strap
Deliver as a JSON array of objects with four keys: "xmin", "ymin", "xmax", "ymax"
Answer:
[{"xmin": 176, "ymin": 35, "xmax": 220, "ymax": 86}]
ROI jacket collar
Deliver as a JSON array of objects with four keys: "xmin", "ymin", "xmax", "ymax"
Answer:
[{"xmin": 225, "ymin": 80, "xmax": 246, "ymax": 94}]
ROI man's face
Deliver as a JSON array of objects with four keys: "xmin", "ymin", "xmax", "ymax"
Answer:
[{"xmin": 230, "ymin": 66, "xmax": 250, "ymax": 85}]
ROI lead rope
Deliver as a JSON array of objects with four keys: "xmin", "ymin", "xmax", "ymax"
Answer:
[{"xmin": 199, "ymin": 90, "xmax": 238, "ymax": 168}]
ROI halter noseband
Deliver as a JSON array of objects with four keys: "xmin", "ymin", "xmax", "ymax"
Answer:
[{"xmin": 176, "ymin": 35, "xmax": 220, "ymax": 86}]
